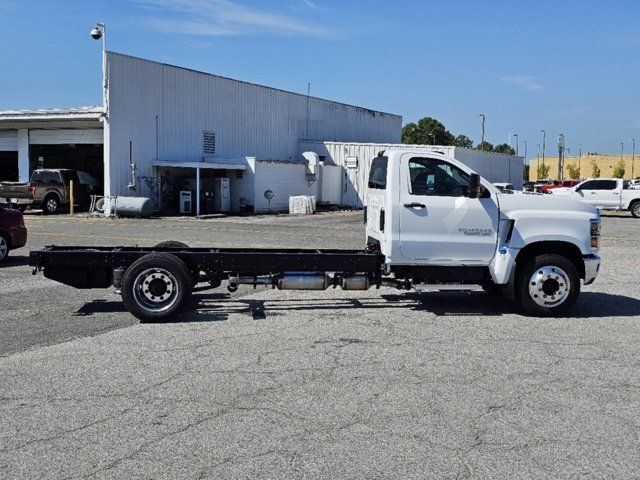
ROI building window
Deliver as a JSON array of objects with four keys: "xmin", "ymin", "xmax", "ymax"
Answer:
[
  {"xmin": 203, "ymin": 131, "xmax": 216, "ymax": 155},
  {"xmin": 236, "ymin": 170, "xmax": 244, "ymax": 179}
]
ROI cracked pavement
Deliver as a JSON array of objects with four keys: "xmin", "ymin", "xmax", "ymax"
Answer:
[{"xmin": 1, "ymin": 211, "xmax": 639, "ymax": 478}]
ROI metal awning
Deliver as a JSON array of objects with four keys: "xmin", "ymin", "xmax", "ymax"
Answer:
[{"xmin": 152, "ymin": 160, "xmax": 246, "ymax": 170}]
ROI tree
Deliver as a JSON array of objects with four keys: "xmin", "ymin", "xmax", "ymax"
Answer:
[
  {"xmin": 402, "ymin": 117, "xmax": 454, "ymax": 145},
  {"xmin": 591, "ymin": 161, "xmax": 601, "ymax": 178},
  {"xmin": 476, "ymin": 141, "xmax": 494, "ymax": 152},
  {"xmin": 493, "ymin": 143, "xmax": 516, "ymax": 155},
  {"xmin": 537, "ymin": 162, "xmax": 550, "ymax": 180},
  {"xmin": 566, "ymin": 163, "xmax": 580, "ymax": 179},
  {"xmin": 453, "ymin": 135, "xmax": 473, "ymax": 148},
  {"xmin": 612, "ymin": 159, "xmax": 626, "ymax": 178}
]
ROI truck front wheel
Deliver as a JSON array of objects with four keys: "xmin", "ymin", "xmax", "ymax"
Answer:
[
  {"xmin": 517, "ymin": 254, "xmax": 580, "ymax": 317},
  {"xmin": 121, "ymin": 253, "xmax": 193, "ymax": 322}
]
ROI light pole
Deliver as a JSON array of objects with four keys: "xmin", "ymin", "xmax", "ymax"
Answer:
[
  {"xmin": 621, "ymin": 141, "xmax": 624, "ymax": 162},
  {"xmin": 540, "ymin": 130, "xmax": 546, "ymax": 176},
  {"xmin": 630, "ymin": 138, "xmax": 636, "ymax": 179},
  {"xmin": 557, "ymin": 134, "xmax": 565, "ymax": 180},
  {"xmin": 429, "ymin": 133, "xmax": 436, "ymax": 145},
  {"xmin": 477, "ymin": 114, "xmax": 485, "ymax": 148},
  {"xmin": 579, "ymin": 144, "xmax": 582, "ymax": 179},
  {"xmin": 512, "ymin": 133, "xmax": 519, "ymax": 156}
]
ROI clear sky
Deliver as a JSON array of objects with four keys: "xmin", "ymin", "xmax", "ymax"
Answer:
[{"xmin": 0, "ymin": 0, "xmax": 638, "ymax": 156}]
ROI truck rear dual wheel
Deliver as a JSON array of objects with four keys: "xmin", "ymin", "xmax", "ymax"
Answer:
[
  {"xmin": 630, "ymin": 201, "xmax": 640, "ymax": 218},
  {"xmin": 121, "ymin": 253, "xmax": 193, "ymax": 322},
  {"xmin": 517, "ymin": 254, "xmax": 580, "ymax": 317}
]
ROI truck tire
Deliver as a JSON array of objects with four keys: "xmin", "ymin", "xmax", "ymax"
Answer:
[
  {"xmin": 630, "ymin": 201, "xmax": 640, "ymax": 218},
  {"xmin": 0, "ymin": 233, "xmax": 9, "ymax": 263},
  {"xmin": 516, "ymin": 254, "xmax": 580, "ymax": 317},
  {"xmin": 154, "ymin": 241, "xmax": 189, "ymax": 249},
  {"xmin": 121, "ymin": 253, "xmax": 193, "ymax": 322},
  {"xmin": 94, "ymin": 197, "xmax": 105, "ymax": 213},
  {"xmin": 43, "ymin": 194, "xmax": 61, "ymax": 215}
]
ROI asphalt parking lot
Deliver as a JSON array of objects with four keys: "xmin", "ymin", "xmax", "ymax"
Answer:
[{"xmin": 1, "ymin": 210, "xmax": 639, "ymax": 479}]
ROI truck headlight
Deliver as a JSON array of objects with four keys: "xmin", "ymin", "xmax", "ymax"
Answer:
[{"xmin": 590, "ymin": 218, "xmax": 600, "ymax": 249}]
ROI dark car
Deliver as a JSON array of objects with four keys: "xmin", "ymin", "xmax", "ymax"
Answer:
[{"xmin": 0, "ymin": 206, "xmax": 27, "ymax": 263}]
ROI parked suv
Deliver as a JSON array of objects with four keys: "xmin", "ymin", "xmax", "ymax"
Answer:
[{"xmin": 0, "ymin": 206, "xmax": 27, "ymax": 263}]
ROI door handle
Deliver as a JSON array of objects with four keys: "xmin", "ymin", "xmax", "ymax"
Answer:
[
  {"xmin": 590, "ymin": 192, "xmax": 596, "ymax": 194},
  {"xmin": 404, "ymin": 202, "xmax": 426, "ymax": 208}
]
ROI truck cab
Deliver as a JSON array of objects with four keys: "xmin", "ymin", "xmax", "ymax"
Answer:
[{"xmin": 366, "ymin": 150, "xmax": 601, "ymax": 315}]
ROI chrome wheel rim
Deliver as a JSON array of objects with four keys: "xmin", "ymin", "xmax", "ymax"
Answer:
[
  {"xmin": 528, "ymin": 265, "xmax": 571, "ymax": 308},
  {"xmin": 0, "ymin": 236, "xmax": 7, "ymax": 260},
  {"xmin": 132, "ymin": 268, "xmax": 180, "ymax": 313},
  {"xmin": 633, "ymin": 203, "xmax": 640, "ymax": 216},
  {"xmin": 47, "ymin": 199, "xmax": 58, "ymax": 212}
]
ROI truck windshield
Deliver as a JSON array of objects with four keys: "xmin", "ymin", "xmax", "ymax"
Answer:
[{"xmin": 368, "ymin": 157, "xmax": 388, "ymax": 189}]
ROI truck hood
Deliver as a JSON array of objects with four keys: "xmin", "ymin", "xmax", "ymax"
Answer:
[{"xmin": 497, "ymin": 191, "xmax": 598, "ymax": 217}]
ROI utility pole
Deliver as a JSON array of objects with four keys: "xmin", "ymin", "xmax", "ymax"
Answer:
[
  {"xmin": 430, "ymin": 133, "xmax": 436, "ymax": 145},
  {"xmin": 477, "ymin": 114, "xmax": 485, "ymax": 148},
  {"xmin": 513, "ymin": 133, "xmax": 519, "ymax": 155}
]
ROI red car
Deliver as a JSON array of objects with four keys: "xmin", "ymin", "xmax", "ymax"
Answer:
[
  {"xmin": 539, "ymin": 179, "xmax": 581, "ymax": 193},
  {"xmin": 0, "ymin": 206, "xmax": 27, "ymax": 263}
]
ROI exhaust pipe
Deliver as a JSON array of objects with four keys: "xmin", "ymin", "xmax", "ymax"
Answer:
[{"xmin": 226, "ymin": 272, "xmax": 379, "ymax": 292}]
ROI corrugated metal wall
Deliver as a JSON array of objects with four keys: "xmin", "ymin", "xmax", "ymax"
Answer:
[
  {"xmin": 105, "ymin": 52, "xmax": 402, "ymax": 197},
  {"xmin": 298, "ymin": 141, "xmax": 524, "ymax": 206},
  {"xmin": 0, "ymin": 130, "xmax": 18, "ymax": 151}
]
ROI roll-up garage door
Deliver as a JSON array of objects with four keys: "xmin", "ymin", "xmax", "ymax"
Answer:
[
  {"xmin": 29, "ymin": 129, "xmax": 103, "ymax": 145},
  {"xmin": 0, "ymin": 130, "xmax": 18, "ymax": 151}
]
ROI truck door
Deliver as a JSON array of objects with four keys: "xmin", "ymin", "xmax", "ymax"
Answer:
[
  {"xmin": 576, "ymin": 179, "xmax": 619, "ymax": 207},
  {"xmin": 398, "ymin": 155, "xmax": 499, "ymax": 264}
]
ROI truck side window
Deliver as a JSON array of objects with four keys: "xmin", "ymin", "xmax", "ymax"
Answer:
[
  {"xmin": 409, "ymin": 158, "xmax": 469, "ymax": 197},
  {"xmin": 368, "ymin": 156, "xmax": 388, "ymax": 189},
  {"xmin": 584, "ymin": 180, "xmax": 617, "ymax": 190}
]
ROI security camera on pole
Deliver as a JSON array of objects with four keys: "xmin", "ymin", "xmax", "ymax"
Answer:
[{"xmin": 90, "ymin": 22, "xmax": 110, "ymax": 214}]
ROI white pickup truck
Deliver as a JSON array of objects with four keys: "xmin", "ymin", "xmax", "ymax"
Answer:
[
  {"xmin": 549, "ymin": 178, "xmax": 640, "ymax": 218},
  {"xmin": 29, "ymin": 149, "xmax": 602, "ymax": 320}
]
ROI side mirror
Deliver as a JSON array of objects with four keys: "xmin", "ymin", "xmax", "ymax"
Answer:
[{"xmin": 467, "ymin": 173, "xmax": 480, "ymax": 199}]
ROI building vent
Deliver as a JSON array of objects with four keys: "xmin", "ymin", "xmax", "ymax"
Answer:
[
  {"xmin": 203, "ymin": 131, "xmax": 216, "ymax": 155},
  {"xmin": 235, "ymin": 170, "xmax": 244, "ymax": 179}
]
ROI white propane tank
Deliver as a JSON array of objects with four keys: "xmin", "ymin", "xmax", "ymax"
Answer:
[{"xmin": 113, "ymin": 197, "xmax": 154, "ymax": 218}]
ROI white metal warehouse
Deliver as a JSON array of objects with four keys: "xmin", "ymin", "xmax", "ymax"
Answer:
[
  {"xmin": 0, "ymin": 52, "xmax": 401, "ymax": 213},
  {"xmin": 0, "ymin": 51, "xmax": 524, "ymax": 213}
]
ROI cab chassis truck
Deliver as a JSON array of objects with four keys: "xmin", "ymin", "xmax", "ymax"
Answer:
[{"xmin": 29, "ymin": 150, "xmax": 602, "ymax": 322}]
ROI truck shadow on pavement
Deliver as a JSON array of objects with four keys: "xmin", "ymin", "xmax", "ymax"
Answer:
[
  {"xmin": 182, "ymin": 290, "xmax": 640, "ymax": 322},
  {"xmin": 71, "ymin": 291, "xmax": 640, "ymax": 322}
]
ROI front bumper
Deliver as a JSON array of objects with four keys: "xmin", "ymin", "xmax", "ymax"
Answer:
[{"xmin": 583, "ymin": 254, "xmax": 600, "ymax": 285}]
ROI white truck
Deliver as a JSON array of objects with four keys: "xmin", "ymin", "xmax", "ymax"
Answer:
[
  {"xmin": 29, "ymin": 149, "xmax": 601, "ymax": 321},
  {"xmin": 549, "ymin": 178, "xmax": 640, "ymax": 218}
]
